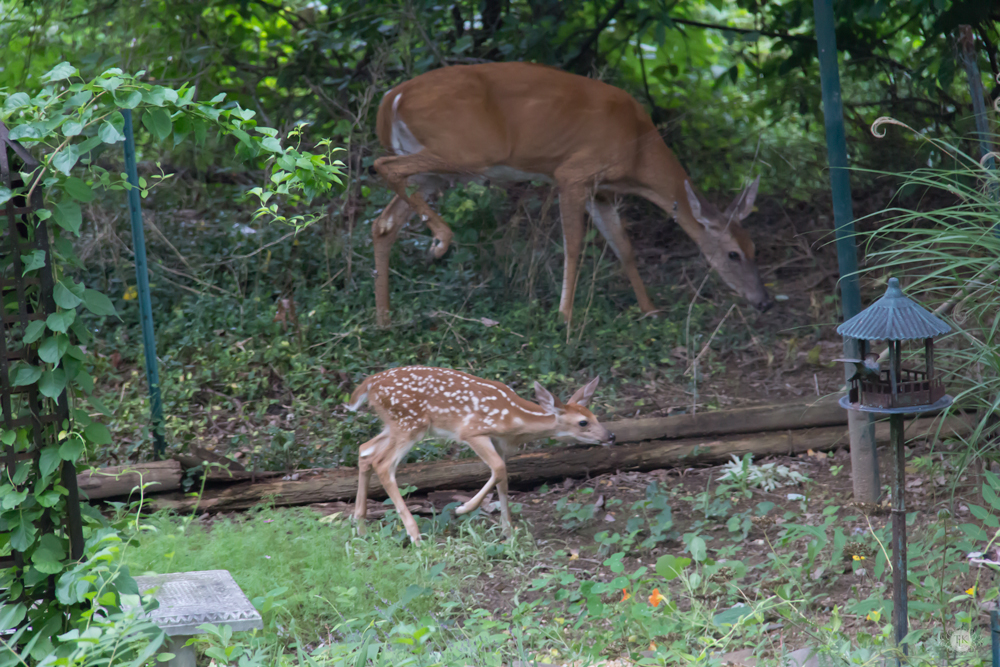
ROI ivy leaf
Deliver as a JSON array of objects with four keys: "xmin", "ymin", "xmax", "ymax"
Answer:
[
  {"xmin": 0, "ymin": 603, "xmax": 26, "ymax": 632},
  {"xmin": 46, "ymin": 310, "xmax": 76, "ymax": 333},
  {"xmin": 74, "ymin": 368, "xmax": 94, "ymax": 394},
  {"xmin": 116, "ymin": 90, "xmax": 143, "ymax": 109},
  {"xmin": 58, "ymin": 432, "xmax": 84, "ymax": 460},
  {"xmin": 38, "ymin": 368, "xmax": 67, "ymax": 400},
  {"xmin": 12, "ymin": 365, "xmax": 41, "ymax": 387},
  {"xmin": 261, "ymin": 137, "xmax": 282, "ymax": 153},
  {"xmin": 98, "ymin": 119, "xmax": 125, "ymax": 144},
  {"xmin": 9, "ymin": 519, "xmax": 36, "ymax": 551},
  {"xmin": 8, "ymin": 124, "xmax": 41, "ymax": 142},
  {"xmin": 51, "ymin": 145, "xmax": 81, "ymax": 176},
  {"xmin": 20, "ymin": 249, "xmax": 45, "ymax": 274},
  {"xmin": 42, "ymin": 62, "xmax": 77, "ymax": 83},
  {"xmin": 64, "ymin": 177, "xmax": 94, "ymax": 202},
  {"xmin": 30, "ymin": 534, "xmax": 66, "ymax": 574},
  {"xmin": 54, "ymin": 280, "xmax": 84, "ymax": 309},
  {"xmin": 62, "ymin": 119, "xmax": 84, "ymax": 137},
  {"xmin": 142, "ymin": 109, "xmax": 173, "ymax": 142},
  {"xmin": 2, "ymin": 92, "xmax": 31, "ymax": 112},
  {"xmin": 0, "ymin": 186, "xmax": 12, "ymax": 207},
  {"xmin": 1, "ymin": 488, "xmax": 28, "ymax": 509},
  {"xmin": 38, "ymin": 447, "xmax": 61, "ymax": 479},
  {"xmin": 52, "ymin": 201, "xmax": 82, "ymax": 235},
  {"xmin": 82, "ymin": 289, "xmax": 118, "ymax": 317},
  {"xmin": 38, "ymin": 335, "xmax": 70, "ymax": 365},
  {"xmin": 53, "ymin": 281, "xmax": 83, "ymax": 309},
  {"xmin": 84, "ymin": 422, "xmax": 112, "ymax": 446}
]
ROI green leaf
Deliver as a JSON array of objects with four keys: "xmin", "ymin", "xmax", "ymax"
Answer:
[
  {"xmin": 46, "ymin": 310, "xmax": 76, "ymax": 333},
  {"xmin": 98, "ymin": 120, "xmax": 125, "ymax": 144},
  {"xmin": 82, "ymin": 288, "xmax": 117, "ymax": 317},
  {"xmin": 0, "ymin": 603, "xmax": 26, "ymax": 632},
  {"xmin": 38, "ymin": 335, "xmax": 70, "ymax": 364},
  {"xmin": 42, "ymin": 62, "xmax": 77, "ymax": 82},
  {"xmin": 8, "ymin": 124, "xmax": 42, "ymax": 142},
  {"xmin": 83, "ymin": 422, "xmax": 112, "ymax": 446},
  {"xmin": 62, "ymin": 119, "xmax": 84, "ymax": 137},
  {"xmin": 261, "ymin": 137, "xmax": 282, "ymax": 153},
  {"xmin": 39, "ymin": 368, "xmax": 67, "ymax": 400},
  {"xmin": 2, "ymin": 92, "xmax": 30, "ymax": 112},
  {"xmin": 30, "ymin": 534, "xmax": 66, "ymax": 574},
  {"xmin": 12, "ymin": 365, "xmax": 41, "ymax": 387},
  {"xmin": 54, "ymin": 280, "xmax": 83, "ymax": 308},
  {"xmin": 52, "ymin": 201, "xmax": 82, "ymax": 234},
  {"xmin": 2, "ymin": 489, "xmax": 28, "ymax": 509},
  {"xmin": 713, "ymin": 605, "xmax": 753, "ymax": 627},
  {"xmin": 64, "ymin": 177, "xmax": 94, "ymax": 202},
  {"xmin": 38, "ymin": 447, "xmax": 61, "ymax": 478},
  {"xmin": 655, "ymin": 554, "xmax": 691, "ymax": 580},
  {"xmin": 58, "ymin": 432, "xmax": 84, "ymax": 460},
  {"xmin": 142, "ymin": 109, "xmax": 173, "ymax": 142},
  {"xmin": 116, "ymin": 90, "xmax": 143, "ymax": 109},
  {"xmin": 51, "ymin": 145, "xmax": 81, "ymax": 175},
  {"xmin": 9, "ymin": 520, "xmax": 36, "ymax": 551},
  {"xmin": 689, "ymin": 536, "xmax": 707, "ymax": 562},
  {"xmin": 20, "ymin": 249, "xmax": 45, "ymax": 274},
  {"xmin": 74, "ymin": 368, "xmax": 94, "ymax": 394},
  {"xmin": 0, "ymin": 186, "xmax": 12, "ymax": 207}
]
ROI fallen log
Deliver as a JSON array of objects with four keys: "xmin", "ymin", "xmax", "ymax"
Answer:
[
  {"xmin": 78, "ymin": 460, "xmax": 182, "ymax": 501},
  {"xmin": 607, "ymin": 395, "xmax": 845, "ymax": 443},
  {"xmin": 150, "ymin": 413, "xmax": 972, "ymax": 513}
]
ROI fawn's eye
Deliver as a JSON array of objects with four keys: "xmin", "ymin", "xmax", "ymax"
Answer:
[
  {"xmin": 728, "ymin": 251, "xmax": 741, "ymax": 261},
  {"xmin": 578, "ymin": 420, "xmax": 588, "ymax": 427}
]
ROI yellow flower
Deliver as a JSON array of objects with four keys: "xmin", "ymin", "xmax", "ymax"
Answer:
[
  {"xmin": 866, "ymin": 609, "xmax": 881, "ymax": 622},
  {"xmin": 648, "ymin": 588, "xmax": 665, "ymax": 607},
  {"xmin": 123, "ymin": 285, "xmax": 138, "ymax": 301},
  {"xmin": 967, "ymin": 586, "xmax": 977, "ymax": 596},
  {"xmin": 852, "ymin": 554, "xmax": 865, "ymax": 561}
]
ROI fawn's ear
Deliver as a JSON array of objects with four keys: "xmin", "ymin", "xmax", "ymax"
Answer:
[
  {"xmin": 567, "ymin": 376, "xmax": 600, "ymax": 407},
  {"xmin": 534, "ymin": 381, "xmax": 564, "ymax": 415}
]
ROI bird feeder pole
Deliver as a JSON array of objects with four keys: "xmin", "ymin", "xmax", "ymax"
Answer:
[{"xmin": 813, "ymin": 0, "xmax": 879, "ymax": 503}]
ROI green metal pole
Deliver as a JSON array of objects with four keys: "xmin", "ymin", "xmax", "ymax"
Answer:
[
  {"xmin": 122, "ymin": 109, "xmax": 167, "ymax": 458},
  {"xmin": 813, "ymin": 0, "xmax": 879, "ymax": 504}
]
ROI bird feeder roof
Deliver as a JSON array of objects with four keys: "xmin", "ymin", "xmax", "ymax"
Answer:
[{"xmin": 837, "ymin": 278, "xmax": 952, "ymax": 341}]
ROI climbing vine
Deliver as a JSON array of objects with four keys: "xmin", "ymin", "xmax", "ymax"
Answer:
[{"xmin": 0, "ymin": 62, "xmax": 343, "ymax": 661}]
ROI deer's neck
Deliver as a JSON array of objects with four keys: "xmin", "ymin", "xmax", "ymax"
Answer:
[{"xmin": 630, "ymin": 137, "xmax": 707, "ymax": 245}]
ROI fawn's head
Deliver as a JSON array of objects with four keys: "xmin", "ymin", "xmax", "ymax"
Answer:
[{"xmin": 534, "ymin": 377, "xmax": 615, "ymax": 446}]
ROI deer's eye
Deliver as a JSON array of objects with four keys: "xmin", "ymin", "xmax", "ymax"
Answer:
[
  {"xmin": 578, "ymin": 420, "xmax": 589, "ymax": 427},
  {"xmin": 728, "ymin": 251, "xmax": 741, "ymax": 261}
]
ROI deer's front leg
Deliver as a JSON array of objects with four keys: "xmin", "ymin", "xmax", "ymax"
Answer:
[
  {"xmin": 354, "ymin": 431, "xmax": 389, "ymax": 534},
  {"xmin": 373, "ymin": 436, "xmax": 423, "ymax": 543},
  {"xmin": 459, "ymin": 436, "xmax": 512, "ymax": 538},
  {"xmin": 554, "ymin": 181, "xmax": 587, "ymax": 324}
]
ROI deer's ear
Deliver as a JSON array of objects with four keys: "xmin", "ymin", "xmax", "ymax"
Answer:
[
  {"xmin": 684, "ymin": 180, "xmax": 715, "ymax": 230},
  {"xmin": 723, "ymin": 175, "xmax": 760, "ymax": 222},
  {"xmin": 568, "ymin": 376, "xmax": 600, "ymax": 407},
  {"xmin": 534, "ymin": 381, "xmax": 563, "ymax": 415}
]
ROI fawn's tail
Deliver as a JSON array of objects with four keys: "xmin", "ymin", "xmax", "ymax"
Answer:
[{"xmin": 345, "ymin": 376, "xmax": 372, "ymax": 412}]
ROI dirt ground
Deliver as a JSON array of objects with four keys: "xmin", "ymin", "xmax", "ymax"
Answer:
[{"xmin": 372, "ymin": 428, "xmax": 983, "ymax": 658}]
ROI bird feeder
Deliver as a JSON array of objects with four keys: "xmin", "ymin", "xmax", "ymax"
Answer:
[{"xmin": 836, "ymin": 277, "xmax": 952, "ymax": 662}]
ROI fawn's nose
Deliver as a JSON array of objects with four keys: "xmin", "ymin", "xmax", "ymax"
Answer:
[{"xmin": 604, "ymin": 431, "xmax": 616, "ymax": 446}]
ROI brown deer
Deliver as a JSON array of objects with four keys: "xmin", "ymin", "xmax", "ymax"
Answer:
[
  {"xmin": 370, "ymin": 61, "xmax": 771, "ymax": 326},
  {"xmin": 346, "ymin": 366, "xmax": 614, "ymax": 542}
]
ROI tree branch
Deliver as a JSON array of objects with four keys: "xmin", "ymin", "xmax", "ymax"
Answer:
[
  {"xmin": 566, "ymin": 0, "xmax": 627, "ymax": 70},
  {"xmin": 668, "ymin": 17, "xmax": 815, "ymax": 43}
]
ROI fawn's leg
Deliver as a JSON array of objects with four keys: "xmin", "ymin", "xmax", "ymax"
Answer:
[
  {"xmin": 354, "ymin": 430, "xmax": 389, "ymax": 534},
  {"xmin": 457, "ymin": 436, "xmax": 511, "ymax": 538},
  {"xmin": 372, "ymin": 431, "xmax": 423, "ymax": 543}
]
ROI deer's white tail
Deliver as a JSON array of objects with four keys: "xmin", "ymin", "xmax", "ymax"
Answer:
[{"xmin": 345, "ymin": 377, "xmax": 372, "ymax": 412}]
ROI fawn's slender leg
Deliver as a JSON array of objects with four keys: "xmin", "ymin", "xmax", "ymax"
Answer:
[
  {"xmin": 354, "ymin": 430, "xmax": 389, "ymax": 534},
  {"xmin": 456, "ymin": 436, "xmax": 511, "ymax": 537},
  {"xmin": 373, "ymin": 432, "xmax": 423, "ymax": 542}
]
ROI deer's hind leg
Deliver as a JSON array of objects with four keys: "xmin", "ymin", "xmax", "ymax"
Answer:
[
  {"xmin": 371, "ymin": 427, "xmax": 426, "ymax": 543},
  {"xmin": 354, "ymin": 429, "xmax": 390, "ymax": 535}
]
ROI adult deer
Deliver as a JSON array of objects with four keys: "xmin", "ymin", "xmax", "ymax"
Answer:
[
  {"xmin": 346, "ymin": 366, "xmax": 614, "ymax": 543},
  {"xmin": 370, "ymin": 61, "xmax": 772, "ymax": 326}
]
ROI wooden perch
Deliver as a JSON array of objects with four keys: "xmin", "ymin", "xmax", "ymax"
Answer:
[
  {"xmin": 77, "ymin": 460, "xmax": 182, "ymax": 501},
  {"xmin": 149, "ymin": 413, "xmax": 972, "ymax": 513}
]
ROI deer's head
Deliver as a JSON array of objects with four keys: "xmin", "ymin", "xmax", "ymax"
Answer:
[
  {"xmin": 533, "ymin": 377, "xmax": 615, "ymax": 446},
  {"xmin": 684, "ymin": 177, "xmax": 772, "ymax": 312}
]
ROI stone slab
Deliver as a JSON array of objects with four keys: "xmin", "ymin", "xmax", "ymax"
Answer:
[{"xmin": 129, "ymin": 569, "xmax": 262, "ymax": 636}]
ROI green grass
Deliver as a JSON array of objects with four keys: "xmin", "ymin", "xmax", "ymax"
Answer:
[{"xmin": 125, "ymin": 507, "xmax": 452, "ymax": 640}]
